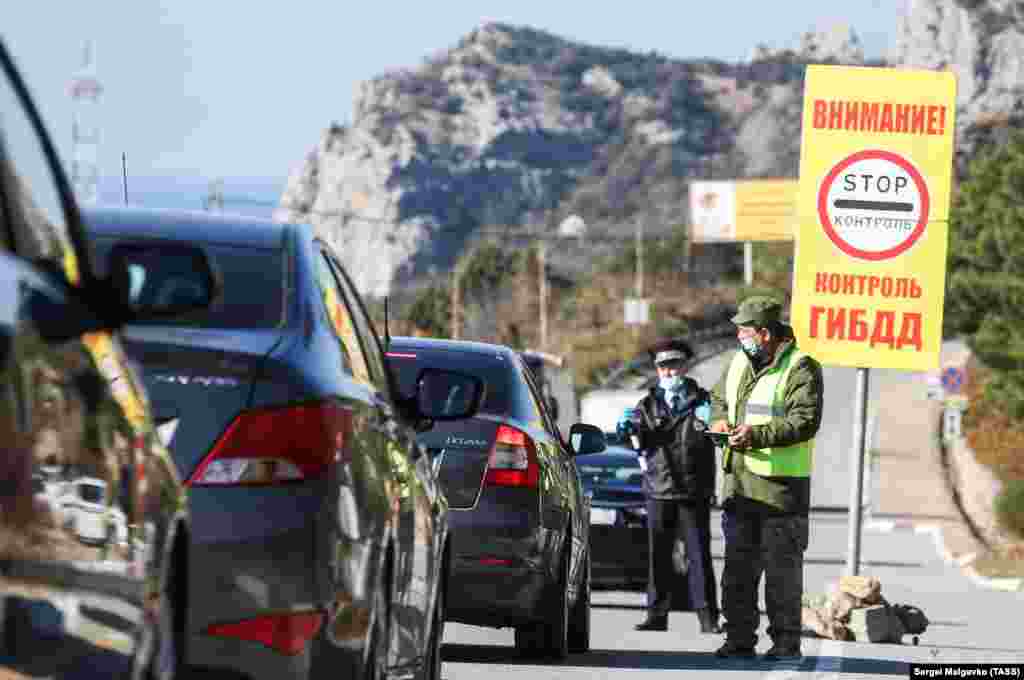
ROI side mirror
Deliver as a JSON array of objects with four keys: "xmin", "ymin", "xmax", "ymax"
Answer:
[
  {"xmin": 415, "ymin": 368, "xmax": 483, "ymax": 421},
  {"xmin": 107, "ymin": 242, "xmax": 218, "ymax": 322},
  {"xmin": 569, "ymin": 423, "xmax": 606, "ymax": 456}
]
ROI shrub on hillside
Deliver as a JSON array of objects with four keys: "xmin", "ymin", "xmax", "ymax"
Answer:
[
  {"xmin": 945, "ymin": 130, "xmax": 1024, "ymax": 418},
  {"xmin": 994, "ymin": 479, "xmax": 1024, "ymax": 541}
]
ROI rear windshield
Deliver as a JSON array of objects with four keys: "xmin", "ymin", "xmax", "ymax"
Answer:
[
  {"xmin": 91, "ymin": 236, "xmax": 285, "ymax": 329},
  {"xmin": 387, "ymin": 347, "xmax": 512, "ymax": 416}
]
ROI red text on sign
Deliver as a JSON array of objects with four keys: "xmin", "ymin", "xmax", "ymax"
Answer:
[
  {"xmin": 812, "ymin": 100, "xmax": 947, "ymax": 136},
  {"xmin": 809, "ymin": 306, "xmax": 923, "ymax": 350},
  {"xmin": 814, "ymin": 272, "xmax": 922, "ymax": 298}
]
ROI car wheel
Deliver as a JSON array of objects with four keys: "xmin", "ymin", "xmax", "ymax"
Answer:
[
  {"xmin": 567, "ymin": 550, "xmax": 590, "ymax": 654},
  {"xmin": 423, "ymin": 571, "xmax": 445, "ymax": 680},
  {"xmin": 515, "ymin": 541, "xmax": 569, "ymax": 661}
]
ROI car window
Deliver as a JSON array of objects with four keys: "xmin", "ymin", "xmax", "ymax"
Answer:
[
  {"xmin": 0, "ymin": 49, "xmax": 79, "ymax": 283},
  {"xmin": 91, "ymin": 237, "xmax": 285, "ymax": 329},
  {"xmin": 325, "ymin": 253, "xmax": 390, "ymax": 397},
  {"xmin": 315, "ymin": 250, "xmax": 372, "ymax": 385},
  {"xmin": 387, "ymin": 347, "xmax": 511, "ymax": 416},
  {"xmin": 518, "ymin": 360, "xmax": 559, "ymax": 438}
]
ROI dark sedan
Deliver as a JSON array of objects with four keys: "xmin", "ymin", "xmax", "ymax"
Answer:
[
  {"xmin": 85, "ymin": 207, "xmax": 480, "ymax": 680},
  {"xmin": 386, "ymin": 337, "xmax": 606, "ymax": 660},
  {"xmin": 577, "ymin": 443, "xmax": 693, "ymax": 610}
]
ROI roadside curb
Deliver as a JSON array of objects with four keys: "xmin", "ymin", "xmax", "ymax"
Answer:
[{"xmin": 865, "ymin": 518, "xmax": 1023, "ymax": 592}]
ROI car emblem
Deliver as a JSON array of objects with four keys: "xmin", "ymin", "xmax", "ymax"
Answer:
[{"xmin": 445, "ymin": 436, "xmax": 488, "ymax": 448}]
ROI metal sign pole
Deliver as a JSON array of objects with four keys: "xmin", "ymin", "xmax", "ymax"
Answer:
[
  {"xmin": 846, "ymin": 366, "xmax": 870, "ymax": 576},
  {"xmin": 743, "ymin": 241, "xmax": 753, "ymax": 286}
]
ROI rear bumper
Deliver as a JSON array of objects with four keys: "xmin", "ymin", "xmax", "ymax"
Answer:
[
  {"xmin": 443, "ymin": 501, "xmax": 552, "ymax": 628},
  {"xmin": 589, "ymin": 524, "xmax": 647, "ymax": 588},
  {"xmin": 183, "ymin": 483, "xmax": 374, "ymax": 680}
]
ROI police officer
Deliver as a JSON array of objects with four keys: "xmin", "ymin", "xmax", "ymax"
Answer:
[
  {"xmin": 618, "ymin": 339, "xmax": 721, "ymax": 634},
  {"xmin": 708, "ymin": 297, "xmax": 824, "ymax": 660}
]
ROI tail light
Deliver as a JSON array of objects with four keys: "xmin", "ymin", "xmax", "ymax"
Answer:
[
  {"xmin": 205, "ymin": 611, "xmax": 324, "ymax": 656},
  {"xmin": 484, "ymin": 424, "xmax": 540, "ymax": 489},
  {"xmin": 186, "ymin": 402, "xmax": 351, "ymax": 487}
]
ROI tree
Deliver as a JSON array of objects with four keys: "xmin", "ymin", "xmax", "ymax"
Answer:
[{"xmin": 945, "ymin": 130, "xmax": 1024, "ymax": 417}]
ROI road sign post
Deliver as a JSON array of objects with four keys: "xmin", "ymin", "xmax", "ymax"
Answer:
[{"xmin": 793, "ymin": 65, "xmax": 957, "ymax": 577}]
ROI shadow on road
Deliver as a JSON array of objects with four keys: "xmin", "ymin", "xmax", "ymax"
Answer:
[{"xmin": 443, "ymin": 644, "xmax": 908, "ymax": 674}]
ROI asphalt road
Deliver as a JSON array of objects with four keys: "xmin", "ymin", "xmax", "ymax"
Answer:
[{"xmin": 440, "ymin": 510, "xmax": 1024, "ymax": 679}]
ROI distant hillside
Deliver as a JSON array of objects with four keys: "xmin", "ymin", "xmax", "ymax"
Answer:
[
  {"xmin": 274, "ymin": 22, "xmax": 869, "ymax": 298},
  {"xmin": 277, "ymin": 0, "xmax": 1024, "ymax": 299}
]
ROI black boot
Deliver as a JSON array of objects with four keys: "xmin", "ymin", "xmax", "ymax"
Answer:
[
  {"xmin": 697, "ymin": 607, "xmax": 721, "ymax": 634},
  {"xmin": 714, "ymin": 640, "xmax": 756, "ymax": 658},
  {"xmin": 762, "ymin": 642, "xmax": 802, "ymax": 661},
  {"xmin": 634, "ymin": 615, "xmax": 668, "ymax": 631}
]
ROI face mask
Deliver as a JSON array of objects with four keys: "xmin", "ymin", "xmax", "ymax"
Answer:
[
  {"xmin": 740, "ymin": 335, "xmax": 763, "ymax": 359},
  {"xmin": 659, "ymin": 375, "xmax": 684, "ymax": 393}
]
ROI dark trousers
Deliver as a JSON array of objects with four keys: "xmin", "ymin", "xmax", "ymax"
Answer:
[
  {"xmin": 720, "ymin": 497, "xmax": 809, "ymax": 647},
  {"xmin": 646, "ymin": 498, "xmax": 717, "ymax": 620}
]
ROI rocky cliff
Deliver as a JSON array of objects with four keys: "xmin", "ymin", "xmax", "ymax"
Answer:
[
  {"xmin": 893, "ymin": 0, "xmax": 1024, "ymax": 172},
  {"xmin": 277, "ymin": 19, "xmax": 960, "ymax": 298}
]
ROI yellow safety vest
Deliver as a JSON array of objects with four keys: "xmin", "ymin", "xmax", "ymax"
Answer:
[{"xmin": 725, "ymin": 346, "xmax": 813, "ymax": 478}]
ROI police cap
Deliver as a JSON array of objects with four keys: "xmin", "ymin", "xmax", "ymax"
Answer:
[{"xmin": 648, "ymin": 338, "xmax": 694, "ymax": 366}]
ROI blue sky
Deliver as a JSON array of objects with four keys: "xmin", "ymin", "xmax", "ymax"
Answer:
[{"xmin": 6, "ymin": 1, "xmax": 905, "ymax": 189}]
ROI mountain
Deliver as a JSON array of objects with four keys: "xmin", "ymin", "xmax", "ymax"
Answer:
[
  {"xmin": 892, "ymin": 0, "xmax": 1024, "ymax": 174},
  {"xmin": 282, "ymin": 14, "xmax": 1016, "ymax": 298}
]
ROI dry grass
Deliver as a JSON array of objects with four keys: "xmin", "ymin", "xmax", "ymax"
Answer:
[
  {"xmin": 971, "ymin": 543, "xmax": 1024, "ymax": 579},
  {"xmin": 962, "ymin": 355, "xmax": 1024, "ymax": 483}
]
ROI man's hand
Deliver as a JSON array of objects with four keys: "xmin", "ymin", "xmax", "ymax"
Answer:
[
  {"xmin": 728, "ymin": 424, "xmax": 755, "ymax": 450},
  {"xmin": 710, "ymin": 419, "xmax": 730, "ymax": 433}
]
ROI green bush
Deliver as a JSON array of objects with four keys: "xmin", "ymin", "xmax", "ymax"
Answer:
[
  {"xmin": 407, "ymin": 283, "xmax": 450, "ymax": 337},
  {"xmin": 994, "ymin": 479, "xmax": 1024, "ymax": 540},
  {"xmin": 945, "ymin": 130, "xmax": 1024, "ymax": 418}
]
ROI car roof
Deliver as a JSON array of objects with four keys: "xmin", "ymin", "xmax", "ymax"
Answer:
[
  {"xmin": 389, "ymin": 336, "xmax": 519, "ymax": 360},
  {"xmin": 84, "ymin": 205, "xmax": 296, "ymax": 249}
]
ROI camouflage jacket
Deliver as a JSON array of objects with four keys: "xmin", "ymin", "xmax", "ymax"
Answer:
[{"xmin": 709, "ymin": 339, "xmax": 824, "ymax": 513}]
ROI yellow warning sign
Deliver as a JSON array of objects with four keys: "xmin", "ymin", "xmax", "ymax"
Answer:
[{"xmin": 791, "ymin": 65, "xmax": 957, "ymax": 371}]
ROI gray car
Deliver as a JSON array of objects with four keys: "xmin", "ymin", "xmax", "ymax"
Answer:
[{"xmin": 85, "ymin": 206, "xmax": 481, "ymax": 680}]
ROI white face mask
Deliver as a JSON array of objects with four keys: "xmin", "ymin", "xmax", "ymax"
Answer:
[{"xmin": 659, "ymin": 375, "xmax": 684, "ymax": 393}]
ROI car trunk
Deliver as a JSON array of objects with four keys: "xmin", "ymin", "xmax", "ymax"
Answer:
[
  {"xmin": 417, "ymin": 418, "xmax": 502, "ymax": 509},
  {"xmin": 120, "ymin": 326, "xmax": 283, "ymax": 479}
]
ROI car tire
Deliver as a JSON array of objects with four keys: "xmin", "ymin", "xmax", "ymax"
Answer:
[
  {"xmin": 567, "ymin": 550, "xmax": 590, "ymax": 654},
  {"xmin": 515, "ymin": 541, "xmax": 569, "ymax": 661},
  {"xmin": 423, "ymin": 568, "xmax": 445, "ymax": 680}
]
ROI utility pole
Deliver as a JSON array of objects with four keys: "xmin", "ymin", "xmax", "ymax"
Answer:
[
  {"xmin": 450, "ymin": 262, "xmax": 461, "ymax": 340},
  {"xmin": 635, "ymin": 216, "xmax": 644, "ymax": 299},
  {"xmin": 538, "ymin": 240, "xmax": 548, "ymax": 351},
  {"xmin": 69, "ymin": 40, "xmax": 102, "ymax": 205}
]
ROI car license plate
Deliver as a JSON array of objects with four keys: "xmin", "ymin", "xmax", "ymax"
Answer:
[{"xmin": 590, "ymin": 508, "xmax": 616, "ymax": 526}]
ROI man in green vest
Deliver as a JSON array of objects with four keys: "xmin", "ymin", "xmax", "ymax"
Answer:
[{"xmin": 708, "ymin": 296, "xmax": 824, "ymax": 661}]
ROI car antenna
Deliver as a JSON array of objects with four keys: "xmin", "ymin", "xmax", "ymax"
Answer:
[
  {"xmin": 121, "ymin": 152, "xmax": 129, "ymax": 204},
  {"xmin": 384, "ymin": 296, "xmax": 391, "ymax": 349}
]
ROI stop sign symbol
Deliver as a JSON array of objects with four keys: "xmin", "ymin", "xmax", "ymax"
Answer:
[{"xmin": 817, "ymin": 149, "xmax": 930, "ymax": 261}]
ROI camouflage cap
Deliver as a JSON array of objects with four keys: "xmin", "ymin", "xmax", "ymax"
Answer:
[{"xmin": 731, "ymin": 296, "xmax": 783, "ymax": 327}]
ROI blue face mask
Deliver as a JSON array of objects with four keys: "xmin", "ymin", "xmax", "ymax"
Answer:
[
  {"xmin": 740, "ymin": 335, "xmax": 764, "ymax": 360},
  {"xmin": 659, "ymin": 375, "xmax": 684, "ymax": 393}
]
